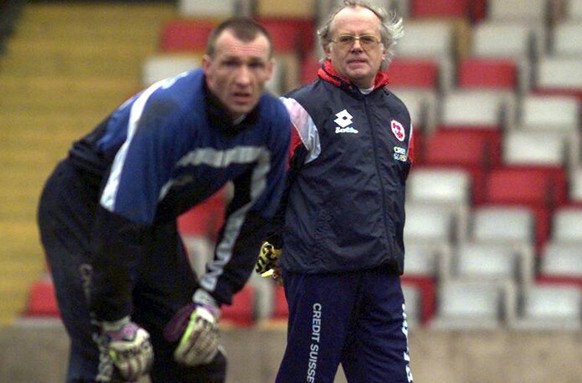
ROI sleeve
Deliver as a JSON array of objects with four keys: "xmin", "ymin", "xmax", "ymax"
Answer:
[
  {"xmin": 89, "ymin": 87, "xmax": 187, "ymax": 321},
  {"xmin": 199, "ymin": 103, "xmax": 291, "ymax": 305},
  {"xmin": 263, "ymin": 96, "xmax": 320, "ymax": 248}
]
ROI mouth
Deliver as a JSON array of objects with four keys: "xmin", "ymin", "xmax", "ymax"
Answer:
[{"xmin": 232, "ymin": 91, "xmax": 252, "ymax": 104}]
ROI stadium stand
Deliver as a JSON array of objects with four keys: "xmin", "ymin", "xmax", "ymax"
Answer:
[{"xmin": 10, "ymin": 0, "xmax": 582, "ymax": 332}]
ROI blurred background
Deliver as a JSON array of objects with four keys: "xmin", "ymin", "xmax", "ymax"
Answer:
[{"xmin": 0, "ymin": 0, "xmax": 581, "ymax": 382}]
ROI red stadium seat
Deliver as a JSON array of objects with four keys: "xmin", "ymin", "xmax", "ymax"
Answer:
[
  {"xmin": 411, "ymin": 0, "xmax": 470, "ymax": 19},
  {"xmin": 300, "ymin": 54, "xmax": 321, "ymax": 85},
  {"xmin": 401, "ymin": 276, "xmax": 436, "ymax": 325},
  {"xmin": 159, "ymin": 19, "xmax": 217, "ymax": 53},
  {"xmin": 457, "ymin": 58, "xmax": 518, "ymax": 90},
  {"xmin": 386, "ymin": 58, "xmax": 440, "ymax": 89},
  {"xmin": 23, "ymin": 276, "xmax": 60, "ymax": 318},
  {"xmin": 254, "ymin": 17, "xmax": 315, "ymax": 55},
  {"xmin": 423, "ymin": 128, "xmax": 502, "ymax": 204},
  {"xmin": 271, "ymin": 284, "xmax": 289, "ymax": 320},
  {"xmin": 221, "ymin": 284, "xmax": 256, "ymax": 327},
  {"xmin": 480, "ymin": 166, "xmax": 568, "ymax": 248},
  {"xmin": 178, "ymin": 188, "xmax": 226, "ymax": 241}
]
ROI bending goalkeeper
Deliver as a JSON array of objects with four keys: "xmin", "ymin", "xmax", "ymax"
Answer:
[{"xmin": 37, "ymin": 17, "xmax": 289, "ymax": 383}]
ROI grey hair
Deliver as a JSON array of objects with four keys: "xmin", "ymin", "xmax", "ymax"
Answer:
[{"xmin": 317, "ymin": 0, "xmax": 404, "ymax": 69}]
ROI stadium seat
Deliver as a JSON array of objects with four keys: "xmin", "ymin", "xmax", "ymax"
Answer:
[
  {"xmin": 539, "ymin": 242, "xmax": 582, "ymax": 286},
  {"xmin": 551, "ymin": 21, "xmax": 582, "ymax": 56},
  {"xmin": 401, "ymin": 275, "xmax": 437, "ymax": 325},
  {"xmin": 177, "ymin": 0, "xmax": 241, "ymax": 18},
  {"xmin": 390, "ymin": 88, "xmax": 439, "ymax": 134},
  {"xmin": 407, "ymin": 167, "xmax": 471, "ymax": 206},
  {"xmin": 141, "ymin": 54, "xmax": 201, "ymax": 87},
  {"xmin": 534, "ymin": 57, "xmax": 582, "ymax": 102},
  {"xmin": 22, "ymin": 274, "xmax": 60, "ymax": 318},
  {"xmin": 469, "ymin": 205, "xmax": 536, "ymax": 247},
  {"xmin": 471, "ymin": 21, "xmax": 545, "ymax": 60},
  {"xmin": 402, "ymin": 284, "xmax": 422, "ymax": 327},
  {"xmin": 502, "ymin": 130, "xmax": 568, "ymax": 167},
  {"xmin": 569, "ymin": 168, "xmax": 582, "ymax": 203},
  {"xmin": 431, "ymin": 280, "xmax": 515, "ymax": 330},
  {"xmin": 456, "ymin": 57, "xmax": 520, "ymax": 91},
  {"xmin": 423, "ymin": 128, "xmax": 502, "ymax": 204},
  {"xmin": 550, "ymin": 206, "xmax": 582, "ymax": 243},
  {"xmin": 487, "ymin": 0, "xmax": 553, "ymax": 23},
  {"xmin": 386, "ymin": 57, "xmax": 441, "ymax": 90},
  {"xmin": 404, "ymin": 202, "xmax": 459, "ymax": 243},
  {"xmin": 480, "ymin": 166, "xmax": 568, "ymax": 248},
  {"xmin": 453, "ymin": 242, "xmax": 534, "ymax": 285},
  {"xmin": 510, "ymin": 283, "xmax": 581, "ymax": 330},
  {"xmin": 440, "ymin": 90, "xmax": 517, "ymax": 130},
  {"xmin": 221, "ymin": 284, "xmax": 256, "ymax": 327},
  {"xmin": 300, "ymin": 54, "xmax": 321, "ymax": 85},
  {"xmin": 410, "ymin": 0, "xmax": 472, "ymax": 19},
  {"xmin": 564, "ymin": 0, "xmax": 582, "ymax": 19},
  {"xmin": 255, "ymin": 0, "xmax": 317, "ymax": 18},
  {"xmin": 158, "ymin": 19, "xmax": 217, "ymax": 53}
]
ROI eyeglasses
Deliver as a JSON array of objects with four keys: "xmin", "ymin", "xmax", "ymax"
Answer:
[{"xmin": 331, "ymin": 34, "xmax": 381, "ymax": 49}]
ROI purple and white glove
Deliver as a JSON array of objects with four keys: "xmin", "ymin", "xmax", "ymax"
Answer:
[
  {"xmin": 95, "ymin": 316, "xmax": 153, "ymax": 382},
  {"xmin": 163, "ymin": 288, "xmax": 222, "ymax": 366}
]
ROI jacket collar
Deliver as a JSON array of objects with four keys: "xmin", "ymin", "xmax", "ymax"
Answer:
[
  {"xmin": 204, "ymin": 79, "xmax": 259, "ymax": 134},
  {"xmin": 317, "ymin": 59, "xmax": 390, "ymax": 92}
]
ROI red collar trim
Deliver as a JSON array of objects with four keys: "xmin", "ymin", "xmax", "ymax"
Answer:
[{"xmin": 317, "ymin": 59, "xmax": 390, "ymax": 90}]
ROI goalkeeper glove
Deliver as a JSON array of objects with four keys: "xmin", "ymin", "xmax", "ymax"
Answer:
[
  {"xmin": 95, "ymin": 316, "xmax": 153, "ymax": 382},
  {"xmin": 163, "ymin": 288, "xmax": 222, "ymax": 366},
  {"xmin": 255, "ymin": 241, "xmax": 283, "ymax": 282}
]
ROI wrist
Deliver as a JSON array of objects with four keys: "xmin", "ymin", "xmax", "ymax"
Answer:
[{"xmin": 102, "ymin": 316, "xmax": 131, "ymax": 331}]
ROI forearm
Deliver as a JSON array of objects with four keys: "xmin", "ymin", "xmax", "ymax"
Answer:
[{"xmin": 89, "ymin": 206, "xmax": 149, "ymax": 321}]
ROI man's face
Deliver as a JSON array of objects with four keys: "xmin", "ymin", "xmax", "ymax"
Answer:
[
  {"xmin": 203, "ymin": 30, "xmax": 274, "ymax": 120},
  {"xmin": 324, "ymin": 6, "xmax": 386, "ymax": 89}
]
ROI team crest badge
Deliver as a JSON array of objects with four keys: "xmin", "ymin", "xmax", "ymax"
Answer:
[{"xmin": 391, "ymin": 120, "xmax": 405, "ymax": 142}]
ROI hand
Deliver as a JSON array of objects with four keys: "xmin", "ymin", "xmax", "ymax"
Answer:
[
  {"xmin": 163, "ymin": 289, "xmax": 221, "ymax": 366},
  {"xmin": 255, "ymin": 241, "xmax": 283, "ymax": 284},
  {"xmin": 96, "ymin": 317, "xmax": 153, "ymax": 382}
]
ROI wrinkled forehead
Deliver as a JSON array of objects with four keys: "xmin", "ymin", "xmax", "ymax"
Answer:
[
  {"xmin": 331, "ymin": 6, "xmax": 382, "ymax": 35},
  {"xmin": 213, "ymin": 30, "xmax": 271, "ymax": 61}
]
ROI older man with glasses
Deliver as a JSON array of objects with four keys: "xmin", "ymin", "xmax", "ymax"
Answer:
[{"xmin": 255, "ymin": 1, "xmax": 416, "ymax": 382}]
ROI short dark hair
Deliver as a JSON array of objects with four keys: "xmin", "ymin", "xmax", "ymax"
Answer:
[{"xmin": 206, "ymin": 17, "xmax": 274, "ymax": 58}]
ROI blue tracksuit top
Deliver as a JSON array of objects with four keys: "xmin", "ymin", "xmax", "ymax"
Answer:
[
  {"xmin": 67, "ymin": 69, "xmax": 290, "ymax": 318},
  {"xmin": 276, "ymin": 61, "xmax": 413, "ymax": 275}
]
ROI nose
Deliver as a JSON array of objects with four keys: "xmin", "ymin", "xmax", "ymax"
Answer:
[
  {"xmin": 350, "ymin": 39, "xmax": 364, "ymax": 52},
  {"xmin": 236, "ymin": 65, "xmax": 252, "ymax": 86}
]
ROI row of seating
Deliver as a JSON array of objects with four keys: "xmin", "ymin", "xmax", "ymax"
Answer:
[{"xmin": 23, "ymin": 0, "xmax": 582, "ymax": 330}]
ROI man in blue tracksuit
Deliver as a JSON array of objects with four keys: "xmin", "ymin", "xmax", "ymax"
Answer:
[
  {"xmin": 256, "ymin": 2, "xmax": 414, "ymax": 382},
  {"xmin": 37, "ymin": 18, "xmax": 290, "ymax": 383}
]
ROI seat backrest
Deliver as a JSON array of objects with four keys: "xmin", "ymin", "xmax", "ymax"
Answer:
[
  {"xmin": 566, "ymin": 0, "xmax": 582, "ymax": 19},
  {"xmin": 438, "ymin": 281, "xmax": 501, "ymax": 317},
  {"xmin": 551, "ymin": 21, "xmax": 582, "ymax": 56},
  {"xmin": 552, "ymin": 207, "xmax": 582, "ymax": 242},
  {"xmin": 424, "ymin": 128, "xmax": 502, "ymax": 168},
  {"xmin": 455, "ymin": 242, "xmax": 518, "ymax": 280},
  {"xmin": 470, "ymin": 206, "xmax": 534, "ymax": 243},
  {"xmin": 483, "ymin": 166, "xmax": 568, "ymax": 209},
  {"xmin": 404, "ymin": 203, "xmax": 456, "ymax": 242},
  {"xmin": 519, "ymin": 94, "xmax": 580, "ymax": 130},
  {"xmin": 386, "ymin": 58, "xmax": 440, "ymax": 89},
  {"xmin": 523, "ymin": 285, "xmax": 581, "ymax": 319},
  {"xmin": 141, "ymin": 54, "xmax": 200, "ymax": 87},
  {"xmin": 395, "ymin": 20, "xmax": 454, "ymax": 59},
  {"xmin": 440, "ymin": 89, "xmax": 516, "ymax": 128},
  {"xmin": 178, "ymin": 0, "xmax": 239, "ymax": 18},
  {"xmin": 471, "ymin": 21, "xmax": 542, "ymax": 59},
  {"xmin": 536, "ymin": 57, "xmax": 582, "ymax": 90},
  {"xmin": 407, "ymin": 167, "xmax": 471, "ymax": 205},
  {"xmin": 540, "ymin": 242, "xmax": 582, "ymax": 277},
  {"xmin": 503, "ymin": 130, "xmax": 567, "ymax": 167},
  {"xmin": 457, "ymin": 58, "xmax": 518, "ymax": 90},
  {"xmin": 159, "ymin": 19, "xmax": 216, "ymax": 53},
  {"xmin": 487, "ymin": 0, "xmax": 550, "ymax": 22},
  {"xmin": 390, "ymin": 88, "xmax": 438, "ymax": 133},
  {"xmin": 410, "ymin": 0, "xmax": 470, "ymax": 18}
]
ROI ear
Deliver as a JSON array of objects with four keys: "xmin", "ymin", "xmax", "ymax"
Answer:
[
  {"xmin": 202, "ymin": 55, "xmax": 212, "ymax": 72},
  {"xmin": 266, "ymin": 58, "xmax": 275, "ymax": 80},
  {"xmin": 323, "ymin": 43, "xmax": 332, "ymax": 59}
]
